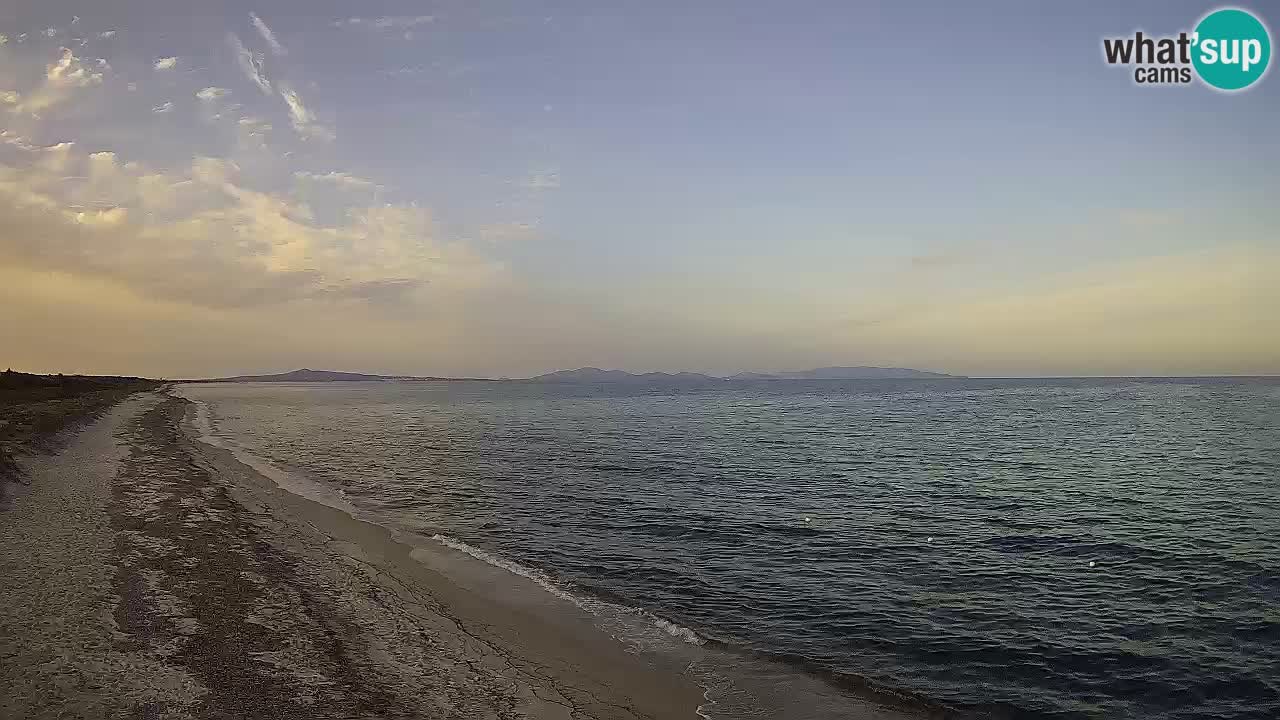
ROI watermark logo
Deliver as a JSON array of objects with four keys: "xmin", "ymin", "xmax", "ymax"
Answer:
[{"xmin": 1102, "ymin": 7, "xmax": 1271, "ymax": 91}]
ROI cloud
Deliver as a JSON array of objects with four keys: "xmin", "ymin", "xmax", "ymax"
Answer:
[
  {"xmin": 0, "ymin": 146, "xmax": 497, "ymax": 311},
  {"xmin": 335, "ymin": 16, "xmax": 435, "ymax": 31},
  {"xmin": 0, "ymin": 130, "xmax": 39, "ymax": 151},
  {"xmin": 249, "ymin": 12, "xmax": 287, "ymax": 56},
  {"xmin": 279, "ymin": 86, "xmax": 334, "ymax": 141},
  {"xmin": 36, "ymin": 142, "xmax": 76, "ymax": 173},
  {"xmin": 519, "ymin": 170, "xmax": 560, "ymax": 189},
  {"xmin": 196, "ymin": 86, "xmax": 230, "ymax": 102},
  {"xmin": 315, "ymin": 277, "xmax": 424, "ymax": 303},
  {"xmin": 294, "ymin": 170, "xmax": 375, "ymax": 189},
  {"xmin": 478, "ymin": 222, "xmax": 538, "ymax": 243},
  {"xmin": 73, "ymin": 206, "xmax": 128, "ymax": 226},
  {"xmin": 228, "ymin": 33, "xmax": 272, "ymax": 94},
  {"xmin": 237, "ymin": 116, "xmax": 272, "ymax": 136},
  {"xmin": 154, "ymin": 57, "xmax": 178, "ymax": 70},
  {"xmin": 49, "ymin": 49, "xmax": 100, "ymax": 87},
  {"xmin": 12, "ymin": 47, "xmax": 103, "ymax": 114},
  {"xmin": 0, "ymin": 26, "xmax": 547, "ymax": 377},
  {"xmin": 87, "ymin": 150, "xmax": 118, "ymax": 177}
]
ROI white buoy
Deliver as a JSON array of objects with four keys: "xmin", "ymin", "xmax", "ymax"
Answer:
[
  {"xmin": 804, "ymin": 517, "xmax": 811, "ymax": 523},
  {"xmin": 927, "ymin": 537, "xmax": 933, "ymax": 543},
  {"xmin": 1088, "ymin": 561, "xmax": 1096, "ymax": 568}
]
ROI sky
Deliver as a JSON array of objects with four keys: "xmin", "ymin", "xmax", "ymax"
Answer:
[{"xmin": 0, "ymin": 0, "xmax": 1277, "ymax": 378}]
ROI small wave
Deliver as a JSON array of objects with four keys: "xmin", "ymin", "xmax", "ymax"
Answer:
[
  {"xmin": 428, "ymin": 533, "xmax": 706, "ymax": 646},
  {"xmin": 186, "ymin": 396, "xmax": 225, "ymax": 448},
  {"xmin": 175, "ymin": 388, "xmax": 359, "ymax": 516},
  {"xmin": 430, "ymin": 533, "xmax": 578, "ymax": 604},
  {"xmin": 650, "ymin": 614, "xmax": 706, "ymax": 645}
]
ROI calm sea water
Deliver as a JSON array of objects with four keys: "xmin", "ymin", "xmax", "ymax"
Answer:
[{"xmin": 178, "ymin": 378, "xmax": 1280, "ymax": 719}]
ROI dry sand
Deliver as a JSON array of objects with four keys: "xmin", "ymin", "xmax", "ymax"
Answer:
[{"xmin": 1, "ymin": 391, "xmax": 705, "ymax": 719}]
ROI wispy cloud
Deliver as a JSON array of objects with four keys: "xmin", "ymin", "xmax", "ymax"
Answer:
[
  {"xmin": 249, "ymin": 12, "xmax": 287, "ymax": 56},
  {"xmin": 334, "ymin": 16, "xmax": 434, "ymax": 31},
  {"xmin": 0, "ymin": 24, "xmax": 533, "ymax": 375},
  {"xmin": 520, "ymin": 170, "xmax": 560, "ymax": 190},
  {"xmin": 237, "ymin": 116, "xmax": 272, "ymax": 135},
  {"xmin": 294, "ymin": 170, "xmax": 375, "ymax": 188},
  {"xmin": 228, "ymin": 33, "xmax": 272, "ymax": 94},
  {"xmin": 72, "ymin": 206, "xmax": 129, "ymax": 227},
  {"xmin": 196, "ymin": 86, "xmax": 230, "ymax": 102},
  {"xmin": 0, "ymin": 145, "xmax": 495, "ymax": 311},
  {"xmin": 478, "ymin": 222, "xmax": 538, "ymax": 243},
  {"xmin": 279, "ymin": 86, "xmax": 333, "ymax": 141},
  {"xmin": 0, "ymin": 130, "xmax": 39, "ymax": 151}
]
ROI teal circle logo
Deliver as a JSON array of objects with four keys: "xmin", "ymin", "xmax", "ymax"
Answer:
[{"xmin": 1192, "ymin": 8, "xmax": 1271, "ymax": 91}]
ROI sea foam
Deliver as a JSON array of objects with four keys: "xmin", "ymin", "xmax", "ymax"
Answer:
[
  {"xmin": 429, "ymin": 533, "xmax": 706, "ymax": 647},
  {"xmin": 176, "ymin": 390, "xmax": 359, "ymax": 516}
]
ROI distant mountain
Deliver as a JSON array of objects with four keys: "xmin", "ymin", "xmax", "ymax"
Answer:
[
  {"xmin": 192, "ymin": 369, "xmax": 391, "ymax": 383},
  {"xmin": 529, "ymin": 367, "xmax": 722, "ymax": 383},
  {"xmin": 186, "ymin": 365, "xmax": 961, "ymax": 384},
  {"xmin": 727, "ymin": 366, "xmax": 961, "ymax": 380}
]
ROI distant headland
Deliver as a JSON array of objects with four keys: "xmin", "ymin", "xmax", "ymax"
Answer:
[{"xmin": 184, "ymin": 366, "xmax": 964, "ymax": 383}]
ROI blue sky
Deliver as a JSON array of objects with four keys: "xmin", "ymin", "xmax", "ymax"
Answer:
[{"xmin": 1, "ymin": 1, "xmax": 1276, "ymax": 377}]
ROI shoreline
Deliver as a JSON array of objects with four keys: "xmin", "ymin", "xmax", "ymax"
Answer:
[
  {"xmin": 3, "ymin": 386, "xmax": 940, "ymax": 720},
  {"xmin": 180, "ymin": 392, "xmax": 712, "ymax": 719},
  {"xmin": 178, "ymin": 387, "xmax": 937, "ymax": 720},
  {"xmin": 1, "ymin": 390, "xmax": 707, "ymax": 719}
]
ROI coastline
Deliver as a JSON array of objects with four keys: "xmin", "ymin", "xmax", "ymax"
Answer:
[
  {"xmin": 177, "ymin": 385, "xmax": 939, "ymax": 720},
  {"xmin": 1, "ymin": 390, "xmax": 706, "ymax": 719}
]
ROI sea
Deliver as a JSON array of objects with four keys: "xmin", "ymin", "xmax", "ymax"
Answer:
[{"xmin": 176, "ymin": 377, "xmax": 1280, "ymax": 720}]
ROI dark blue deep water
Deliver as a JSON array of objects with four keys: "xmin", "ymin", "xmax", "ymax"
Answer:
[{"xmin": 180, "ymin": 378, "xmax": 1280, "ymax": 719}]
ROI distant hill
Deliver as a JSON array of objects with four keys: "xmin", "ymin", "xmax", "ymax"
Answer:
[
  {"xmin": 184, "ymin": 365, "xmax": 962, "ymax": 384},
  {"xmin": 727, "ymin": 366, "xmax": 961, "ymax": 380},
  {"xmin": 529, "ymin": 368, "xmax": 722, "ymax": 384},
  {"xmin": 190, "ymin": 369, "xmax": 391, "ymax": 383}
]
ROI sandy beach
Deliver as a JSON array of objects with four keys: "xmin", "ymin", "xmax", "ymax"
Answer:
[{"xmin": 0, "ymin": 390, "xmax": 705, "ymax": 719}]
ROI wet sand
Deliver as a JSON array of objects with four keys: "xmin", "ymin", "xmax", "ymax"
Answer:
[{"xmin": 0, "ymin": 391, "xmax": 705, "ymax": 719}]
